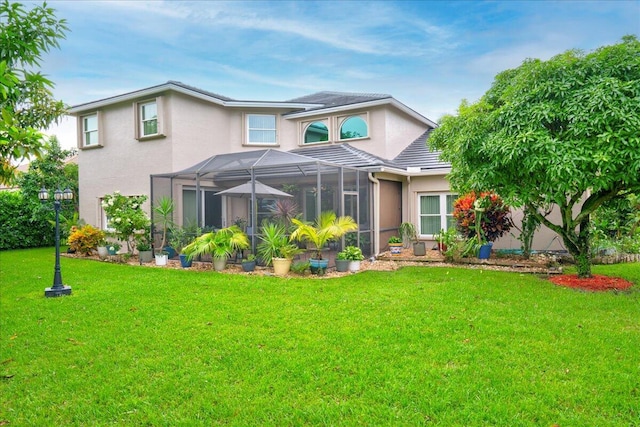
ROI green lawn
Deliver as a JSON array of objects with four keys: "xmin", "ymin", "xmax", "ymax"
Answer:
[{"xmin": 1, "ymin": 248, "xmax": 639, "ymax": 426}]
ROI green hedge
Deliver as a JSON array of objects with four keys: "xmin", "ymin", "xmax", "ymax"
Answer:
[{"xmin": 0, "ymin": 191, "xmax": 54, "ymax": 250}]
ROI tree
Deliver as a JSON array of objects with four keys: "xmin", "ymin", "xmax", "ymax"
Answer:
[
  {"xmin": 429, "ymin": 36, "xmax": 640, "ymax": 277},
  {"xmin": 0, "ymin": 0, "xmax": 68, "ymax": 185}
]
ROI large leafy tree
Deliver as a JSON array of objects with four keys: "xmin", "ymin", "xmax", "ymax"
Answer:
[
  {"xmin": 0, "ymin": 0, "xmax": 68, "ymax": 185},
  {"xmin": 430, "ymin": 36, "xmax": 640, "ymax": 277}
]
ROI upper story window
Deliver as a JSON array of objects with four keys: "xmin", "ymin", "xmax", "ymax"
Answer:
[
  {"xmin": 140, "ymin": 101, "xmax": 158, "ymax": 136},
  {"xmin": 82, "ymin": 113, "xmax": 99, "ymax": 147},
  {"xmin": 247, "ymin": 114, "xmax": 277, "ymax": 145},
  {"xmin": 304, "ymin": 121, "xmax": 329, "ymax": 144},
  {"xmin": 418, "ymin": 193, "xmax": 458, "ymax": 236},
  {"xmin": 340, "ymin": 116, "xmax": 368, "ymax": 140},
  {"xmin": 135, "ymin": 97, "xmax": 164, "ymax": 140}
]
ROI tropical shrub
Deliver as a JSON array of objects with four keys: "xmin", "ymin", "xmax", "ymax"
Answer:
[
  {"xmin": 453, "ymin": 192, "xmax": 513, "ymax": 243},
  {"xmin": 67, "ymin": 225, "xmax": 106, "ymax": 256}
]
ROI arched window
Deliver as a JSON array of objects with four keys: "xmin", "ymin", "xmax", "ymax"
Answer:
[
  {"xmin": 340, "ymin": 116, "xmax": 368, "ymax": 140},
  {"xmin": 304, "ymin": 121, "xmax": 329, "ymax": 144}
]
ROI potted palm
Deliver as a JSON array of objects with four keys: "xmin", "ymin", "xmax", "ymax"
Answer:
[
  {"xmin": 153, "ymin": 196, "xmax": 175, "ymax": 263},
  {"xmin": 182, "ymin": 225, "xmax": 249, "ymax": 271},
  {"xmin": 290, "ymin": 211, "xmax": 358, "ymax": 274},
  {"xmin": 257, "ymin": 222, "xmax": 303, "ymax": 276}
]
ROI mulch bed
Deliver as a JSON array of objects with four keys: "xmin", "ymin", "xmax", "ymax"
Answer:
[{"xmin": 549, "ymin": 274, "xmax": 634, "ymax": 292}]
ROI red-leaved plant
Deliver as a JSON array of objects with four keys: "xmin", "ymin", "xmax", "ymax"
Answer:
[{"xmin": 453, "ymin": 192, "xmax": 513, "ymax": 243}]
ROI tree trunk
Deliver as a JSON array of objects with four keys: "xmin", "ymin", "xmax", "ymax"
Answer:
[{"xmin": 558, "ymin": 217, "xmax": 592, "ymax": 278}]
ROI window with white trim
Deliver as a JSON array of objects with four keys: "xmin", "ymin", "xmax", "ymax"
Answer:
[
  {"xmin": 139, "ymin": 101, "xmax": 158, "ymax": 137},
  {"xmin": 246, "ymin": 114, "xmax": 277, "ymax": 145},
  {"xmin": 304, "ymin": 121, "xmax": 329, "ymax": 144},
  {"xmin": 418, "ymin": 193, "xmax": 458, "ymax": 236},
  {"xmin": 134, "ymin": 97, "xmax": 165, "ymax": 140},
  {"xmin": 339, "ymin": 116, "xmax": 368, "ymax": 140},
  {"xmin": 82, "ymin": 113, "xmax": 99, "ymax": 147}
]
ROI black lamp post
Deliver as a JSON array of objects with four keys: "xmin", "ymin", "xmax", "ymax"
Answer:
[{"xmin": 39, "ymin": 186, "xmax": 74, "ymax": 297}]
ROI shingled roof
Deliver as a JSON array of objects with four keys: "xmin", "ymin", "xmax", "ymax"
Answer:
[
  {"xmin": 392, "ymin": 130, "xmax": 451, "ymax": 171},
  {"xmin": 290, "ymin": 143, "xmax": 395, "ymax": 169},
  {"xmin": 286, "ymin": 91, "xmax": 392, "ymax": 112}
]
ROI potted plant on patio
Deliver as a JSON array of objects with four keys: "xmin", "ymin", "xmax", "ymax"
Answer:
[
  {"xmin": 241, "ymin": 253, "xmax": 257, "ymax": 272},
  {"xmin": 335, "ymin": 250, "xmax": 350, "ymax": 272},
  {"xmin": 399, "ymin": 222, "xmax": 417, "ymax": 249},
  {"xmin": 153, "ymin": 196, "xmax": 176, "ymax": 260},
  {"xmin": 388, "ymin": 235, "xmax": 403, "ymax": 255},
  {"xmin": 107, "ymin": 242, "xmax": 121, "ymax": 255},
  {"xmin": 342, "ymin": 245, "xmax": 364, "ymax": 272},
  {"xmin": 136, "ymin": 230, "xmax": 154, "ymax": 263},
  {"xmin": 169, "ymin": 225, "xmax": 194, "ymax": 268},
  {"xmin": 290, "ymin": 211, "xmax": 358, "ymax": 274},
  {"xmin": 182, "ymin": 225, "xmax": 249, "ymax": 271},
  {"xmin": 453, "ymin": 192, "xmax": 513, "ymax": 259},
  {"xmin": 257, "ymin": 221, "xmax": 303, "ymax": 276}
]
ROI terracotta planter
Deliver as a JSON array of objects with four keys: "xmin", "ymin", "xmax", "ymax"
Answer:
[{"xmin": 272, "ymin": 257, "xmax": 292, "ymax": 276}]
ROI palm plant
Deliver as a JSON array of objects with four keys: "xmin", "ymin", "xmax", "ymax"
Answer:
[
  {"xmin": 182, "ymin": 225, "xmax": 249, "ymax": 261},
  {"xmin": 256, "ymin": 221, "xmax": 302, "ymax": 266},
  {"xmin": 153, "ymin": 196, "xmax": 175, "ymax": 252},
  {"xmin": 290, "ymin": 211, "xmax": 358, "ymax": 259}
]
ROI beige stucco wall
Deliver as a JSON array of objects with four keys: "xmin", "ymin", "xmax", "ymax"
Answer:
[{"xmin": 402, "ymin": 174, "xmax": 565, "ymax": 252}]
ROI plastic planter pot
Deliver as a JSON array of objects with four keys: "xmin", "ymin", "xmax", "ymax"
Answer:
[
  {"xmin": 478, "ymin": 242, "xmax": 493, "ymax": 259},
  {"xmin": 335, "ymin": 259, "xmax": 350, "ymax": 272}
]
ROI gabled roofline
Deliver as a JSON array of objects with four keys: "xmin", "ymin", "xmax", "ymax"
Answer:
[
  {"xmin": 283, "ymin": 98, "xmax": 438, "ymax": 128},
  {"xmin": 68, "ymin": 81, "xmax": 322, "ymax": 114}
]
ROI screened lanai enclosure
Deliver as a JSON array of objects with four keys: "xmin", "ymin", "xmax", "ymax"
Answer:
[{"xmin": 150, "ymin": 149, "xmax": 373, "ymax": 257}]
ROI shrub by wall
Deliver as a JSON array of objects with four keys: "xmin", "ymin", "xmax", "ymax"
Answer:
[{"xmin": 0, "ymin": 191, "xmax": 54, "ymax": 250}]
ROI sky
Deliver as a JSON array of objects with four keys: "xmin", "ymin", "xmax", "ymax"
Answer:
[{"xmin": 40, "ymin": 0, "xmax": 640, "ymax": 149}]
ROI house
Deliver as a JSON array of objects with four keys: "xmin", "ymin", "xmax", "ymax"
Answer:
[{"xmin": 68, "ymin": 81, "xmax": 560, "ymax": 256}]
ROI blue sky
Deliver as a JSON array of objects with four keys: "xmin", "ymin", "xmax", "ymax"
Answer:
[{"xmin": 42, "ymin": 0, "xmax": 639, "ymax": 148}]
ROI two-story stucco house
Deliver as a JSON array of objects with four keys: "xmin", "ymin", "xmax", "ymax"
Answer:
[{"xmin": 69, "ymin": 81, "xmax": 559, "ymax": 256}]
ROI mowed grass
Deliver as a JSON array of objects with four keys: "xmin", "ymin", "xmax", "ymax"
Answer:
[{"xmin": 1, "ymin": 248, "xmax": 639, "ymax": 426}]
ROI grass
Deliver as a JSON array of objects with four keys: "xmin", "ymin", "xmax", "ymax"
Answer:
[{"xmin": 1, "ymin": 248, "xmax": 639, "ymax": 426}]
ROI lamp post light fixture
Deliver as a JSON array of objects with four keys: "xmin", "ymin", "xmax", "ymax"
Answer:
[{"xmin": 39, "ymin": 186, "xmax": 74, "ymax": 297}]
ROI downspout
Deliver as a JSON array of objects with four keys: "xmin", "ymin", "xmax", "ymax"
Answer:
[
  {"xmin": 407, "ymin": 174, "xmax": 413, "ymax": 231},
  {"xmin": 368, "ymin": 172, "xmax": 380, "ymax": 256},
  {"xmin": 250, "ymin": 169, "xmax": 257, "ymax": 254}
]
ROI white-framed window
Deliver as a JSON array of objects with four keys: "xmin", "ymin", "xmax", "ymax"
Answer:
[
  {"xmin": 246, "ymin": 114, "xmax": 277, "ymax": 145},
  {"xmin": 135, "ymin": 97, "xmax": 164, "ymax": 140},
  {"xmin": 140, "ymin": 101, "xmax": 158, "ymax": 137},
  {"xmin": 418, "ymin": 193, "xmax": 458, "ymax": 236},
  {"xmin": 303, "ymin": 120, "xmax": 329, "ymax": 144},
  {"xmin": 82, "ymin": 113, "xmax": 99, "ymax": 147},
  {"xmin": 339, "ymin": 115, "xmax": 368, "ymax": 140}
]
